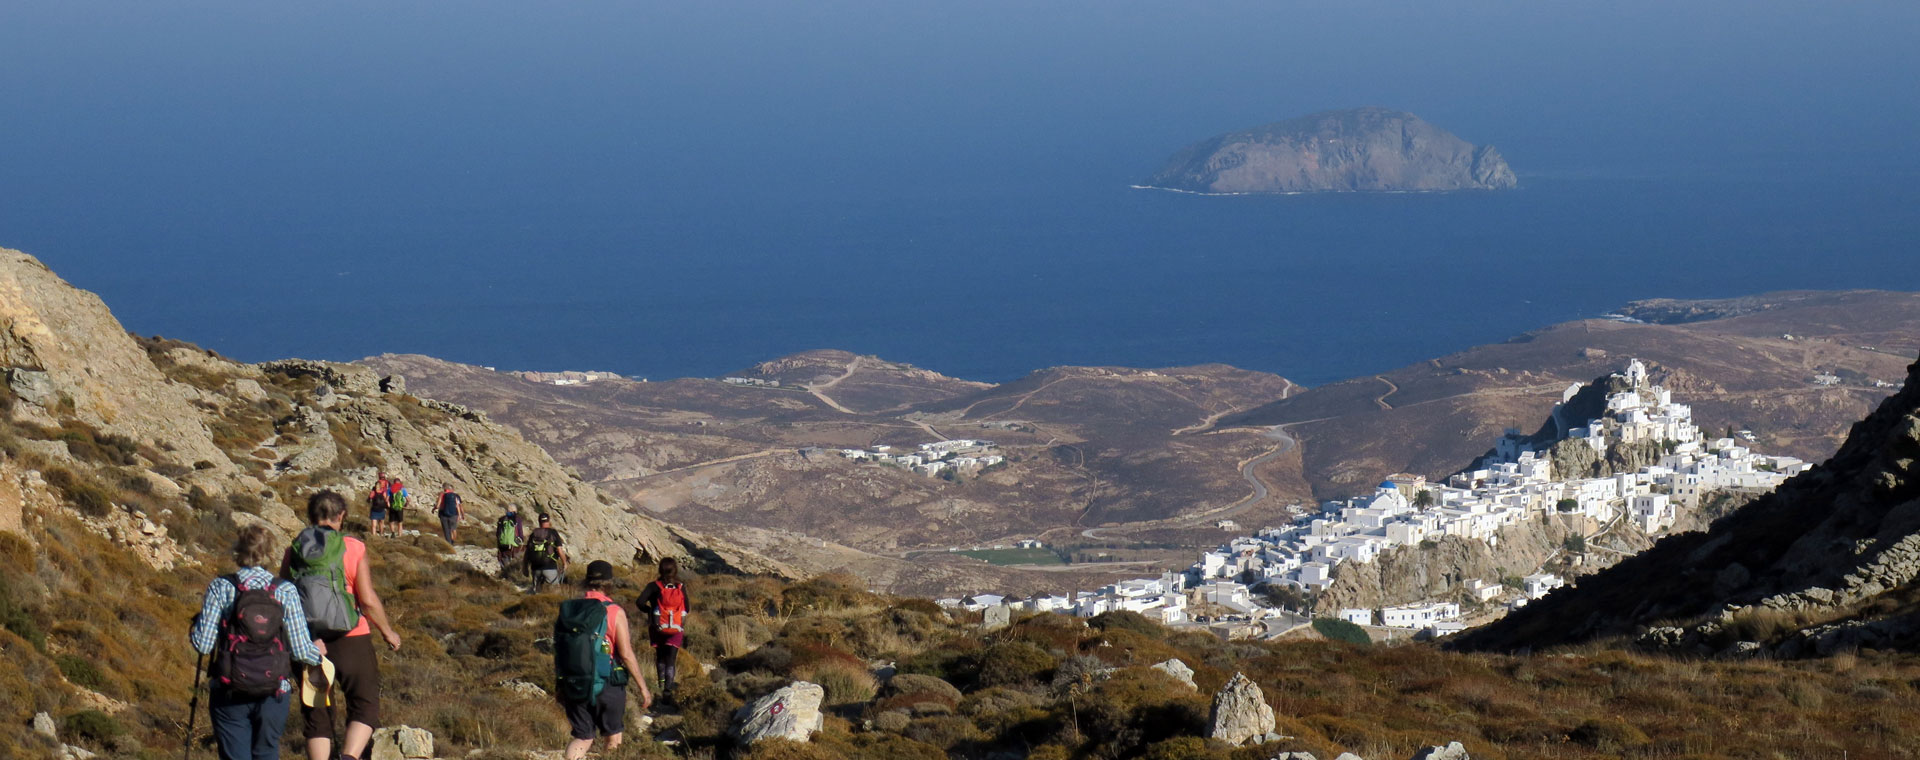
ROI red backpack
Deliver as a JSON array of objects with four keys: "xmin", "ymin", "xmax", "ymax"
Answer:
[
  {"xmin": 209, "ymin": 575, "xmax": 292, "ymax": 698},
  {"xmin": 653, "ymin": 582, "xmax": 687, "ymax": 634}
]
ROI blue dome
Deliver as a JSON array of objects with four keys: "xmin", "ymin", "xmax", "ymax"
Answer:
[{"xmin": 1378, "ymin": 480, "xmax": 1397, "ymax": 489}]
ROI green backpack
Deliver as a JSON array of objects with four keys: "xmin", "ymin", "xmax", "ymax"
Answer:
[
  {"xmin": 496, "ymin": 516, "xmax": 521, "ymax": 548},
  {"xmin": 553, "ymin": 599, "xmax": 617, "ymax": 702},
  {"xmin": 288, "ymin": 527, "xmax": 361, "ymax": 639}
]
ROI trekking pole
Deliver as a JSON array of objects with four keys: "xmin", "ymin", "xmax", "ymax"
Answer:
[{"xmin": 183, "ymin": 650, "xmax": 206, "ymax": 760}]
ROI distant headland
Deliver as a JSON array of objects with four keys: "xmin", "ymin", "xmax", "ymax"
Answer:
[{"xmin": 1140, "ymin": 107, "xmax": 1518, "ymax": 194}]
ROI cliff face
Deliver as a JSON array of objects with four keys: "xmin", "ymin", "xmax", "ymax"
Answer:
[
  {"xmin": 1319, "ymin": 513, "xmax": 1596, "ymax": 612},
  {"xmin": 0, "ymin": 247, "xmax": 790, "ymax": 577},
  {"xmin": 1145, "ymin": 107, "xmax": 1518, "ymax": 194},
  {"xmin": 1453, "ymin": 354, "xmax": 1920, "ymax": 656}
]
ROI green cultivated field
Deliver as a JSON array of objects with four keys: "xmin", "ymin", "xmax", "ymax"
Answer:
[{"xmin": 956, "ymin": 547, "xmax": 1066, "ymax": 566}]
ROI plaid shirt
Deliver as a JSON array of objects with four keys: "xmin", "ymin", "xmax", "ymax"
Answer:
[{"xmin": 190, "ymin": 567, "xmax": 324, "ymax": 693}]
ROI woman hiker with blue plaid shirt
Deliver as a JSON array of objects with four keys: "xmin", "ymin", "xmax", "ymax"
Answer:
[{"xmin": 189, "ymin": 523, "xmax": 324, "ymax": 760}]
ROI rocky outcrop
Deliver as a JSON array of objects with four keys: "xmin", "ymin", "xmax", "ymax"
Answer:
[
  {"xmin": 1454, "ymin": 354, "xmax": 1920, "ymax": 654},
  {"xmin": 1208, "ymin": 672, "xmax": 1276, "ymax": 746},
  {"xmin": 732, "ymin": 681, "xmax": 825, "ymax": 746},
  {"xmin": 1150, "ymin": 658, "xmax": 1197, "ymax": 691},
  {"xmin": 1145, "ymin": 108, "xmax": 1517, "ymax": 194},
  {"xmin": 1320, "ymin": 515, "xmax": 1593, "ymax": 612},
  {"xmin": 0, "ymin": 249, "xmax": 229, "ymax": 468},
  {"xmin": 368, "ymin": 726, "xmax": 434, "ymax": 760}
]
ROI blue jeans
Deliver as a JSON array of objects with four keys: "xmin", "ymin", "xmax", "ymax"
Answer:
[{"xmin": 210, "ymin": 688, "xmax": 291, "ymax": 760}]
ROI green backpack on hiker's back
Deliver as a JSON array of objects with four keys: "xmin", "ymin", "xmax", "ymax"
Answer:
[
  {"xmin": 497, "ymin": 516, "xmax": 521, "ymax": 548},
  {"xmin": 289, "ymin": 526, "xmax": 361, "ymax": 639},
  {"xmin": 554, "ymin": 599, "xmax": 616, "ymax": 702}
]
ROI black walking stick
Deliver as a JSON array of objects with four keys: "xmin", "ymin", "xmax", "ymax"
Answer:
[{"xmin": 183, "ymin": 648, "xmax": 206, "ymax": 760}]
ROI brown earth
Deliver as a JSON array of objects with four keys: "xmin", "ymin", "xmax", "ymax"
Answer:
[{"xmin": 375, "ymin": 291, "xmax": 1918, "ymax": 597}]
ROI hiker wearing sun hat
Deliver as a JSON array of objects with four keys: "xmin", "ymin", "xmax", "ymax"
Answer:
[{"xmin": 188, "ymin": 523, "xmax": 324, "ymax": 760}]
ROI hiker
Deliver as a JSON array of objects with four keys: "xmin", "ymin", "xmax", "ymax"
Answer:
[
  {"xmin": 525, "ymin": 513, "xmax": 569, "ymax": 591},
  {"xmin": 634, "ymin": 557, "xmax": 690, "ymax": 706},
  {"xmin": 189, "ymin": 523, "xmax": 324, "ymax": 760},
  {"xmin": 555, "ymin": 561, "xmax": 651, "ymax": 759},
  {"xmin": 436, "ymin": 485, "xmax": 464, "ymax": 543},
  {"xmin": 367, "ymin": 474, "xmax": 390, "ymax": 538},
  {"xmin": 386, "ymin": 479, "xmax": 409, "ymax": 538},
  {"xmin": 495, "ymin": 504, "xmax": 526, "ymax": 575},
  {"xmin": 285, "ymin": 490, "xmax": 404, "ymax": 760}
]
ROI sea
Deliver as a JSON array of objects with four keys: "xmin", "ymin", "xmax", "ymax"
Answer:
[{"xmin": 3, "ymin": 1, "xmax": 1918, "ymax": 387}]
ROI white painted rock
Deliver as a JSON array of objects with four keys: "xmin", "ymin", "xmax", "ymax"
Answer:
[
  {"xmin": 731, "ymin": 681, "xmax": 826, "ymax": 745},
  {"xmin": 1209, "ymin": 672, "xmax": 1276, "ymax": 746}
]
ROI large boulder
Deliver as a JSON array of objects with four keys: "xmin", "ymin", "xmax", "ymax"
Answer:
[
  {"xmin": 731, "ymin": 681, "xmax": 826, "ymax": 746},
  {"xmin": 1208, "ymin": 672, "xmax": 1276, "ymax": 746},
  {"xmin": 368, "ymin": 726, "xmax": 435, "ymax": 760},
  {"xmin": 1149, "ymin": 658, "xmax": 1197, "ymax": 691}
]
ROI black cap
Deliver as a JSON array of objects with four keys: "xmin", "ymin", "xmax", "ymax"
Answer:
[
  {"xmin": 537, "ymin": 512, "xmax": 551, "ymax": 523},
  {"xmin": 585, "ymin": 560, "xmax": 615, "ymax": 583}
]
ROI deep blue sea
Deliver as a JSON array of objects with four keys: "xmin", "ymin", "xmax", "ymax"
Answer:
[{"xmin": 3, "ymin": 1, "xmax": 1917, "ymax": 386}]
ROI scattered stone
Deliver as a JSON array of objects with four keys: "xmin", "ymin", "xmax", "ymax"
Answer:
[
  {"xmin": 731, "ymin": 681, "xmax": 825, "ymax": 746},
  {"xmin": 380, "ymin": 375, "xmax": 407, "ymax": 394},
  {"xmin": 1209, "ymin": 672, "xmax": 1276, "ymax": 746},
  {"xmin": 1270, "ymin": 753, "xmax": 1317, "ymax": 760},
  {"xmin": 1334, "ymin": 754, "xmax": 1365, "ymax": 760},
  {"xmin": 1410, "ymin": 741, "xmax": 1471, "ymax": 760},
  {"xmin": 61, "ymin": 745, "xmax": 97, "ymax": 760},
  {"xmin": 1150, "ymin": 659, "xmax": 1197, "ymax": 691},
  {"xmin": 498, "ymin": 679, "xmax": 548, "ymax": 700},
  {"xmin": 368, "ymin": 725, "xmax": 435, "ymax": 760},
  {"xmin": 227, "ymin": 378, "xmax": 269, "ymax": 402},
  {"xmin": 32, "ymin": 711, "xmax": 57, "ymax": 739}
]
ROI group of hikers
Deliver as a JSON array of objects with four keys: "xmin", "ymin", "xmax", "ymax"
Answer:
[
  {"xmin": 365, "ymin": 473, "xmax": 467, "ymax": 544},
  {"xmin": 188, "ymin": 486, "xmax": 692, "ymax": 760}
]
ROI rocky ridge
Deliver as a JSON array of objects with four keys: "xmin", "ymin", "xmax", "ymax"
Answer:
[{"xmin": 0, "ymin": 247, "xmax": 787, "ymax": 577}]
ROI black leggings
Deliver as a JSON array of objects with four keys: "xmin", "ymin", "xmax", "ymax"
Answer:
[{"xmin": 655, "ymin": 644, "xmax": 679, "ymax": 692}]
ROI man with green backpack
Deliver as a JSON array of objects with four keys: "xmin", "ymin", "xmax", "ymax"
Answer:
[
  {"xmin": 554, "ymin": 560, "xmax": 651, "ymax": 759},
  {"xmin": 284, "ymin": 491, "xmax": 404, "ymax": 760},
  {"xmin": 495, "ymin": 504, "xmax": 526, "ymax": 577}
]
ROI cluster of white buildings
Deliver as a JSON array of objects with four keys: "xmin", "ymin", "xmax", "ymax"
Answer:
[
  {"xmin": 1192, "ymin": 360, "xmax": 1809, "ymax": 595},
  {"xmin": 837, "ymin": 439, "xmax": 1005, "ymax": 478},
  {"xmin": 721, "ymin": 376, "xmax": 782, "ymax": 387},
  {"xmin": 515, "ymin": 370, "xmax": 623, "ymax": 386},
  {"xmin": 938, "ymin": 359, "xmax": 1817, "ymax": 641}
]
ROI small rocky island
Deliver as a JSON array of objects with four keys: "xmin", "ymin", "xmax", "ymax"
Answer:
[{"xmin": 1143, "ymin": 107, "xmax": 1517, "ymax": 194}]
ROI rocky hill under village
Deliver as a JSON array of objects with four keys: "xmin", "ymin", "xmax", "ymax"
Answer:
[
  {"xmin": 376, "ymin": 291, "xmax": 1918, "ymax": 599},
  {"xmin": 1453, "ymin": 353, "xmax": 1920, "ymax": 657},
  {"xmin": 1142, "ymin": 108, "xmax": 1518, "ymax": 194}
]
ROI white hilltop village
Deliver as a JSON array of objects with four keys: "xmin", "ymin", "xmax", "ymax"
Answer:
[{"xmin": 939, "ymin": 359, "xmax": 1815, "ymax": 641}]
